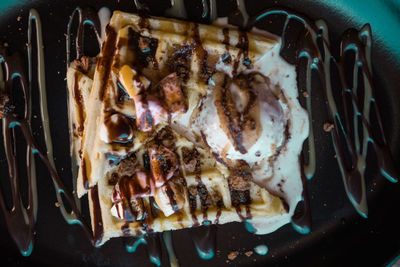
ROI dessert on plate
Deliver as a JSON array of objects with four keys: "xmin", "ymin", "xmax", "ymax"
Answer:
[{"xmin": 66, "ymin": 11, "xmax": 308, "ymax": 245}]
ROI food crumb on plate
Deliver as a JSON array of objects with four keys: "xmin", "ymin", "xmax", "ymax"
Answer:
[
  {"xmin": 323, "ymin": 122, "xmax": 334, "ymax": 132},
  {"xmin": 245, "ymin": 251, "xmax": 253, "ymax": 257},
  {"xmin": 227, "ymin": 251, "xmax": 239, "ymax": 260}
]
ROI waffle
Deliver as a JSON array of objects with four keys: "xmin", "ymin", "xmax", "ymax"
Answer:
[{"xmin": 67, "ymin": 11, "xmax": 308, "ymax": 245}]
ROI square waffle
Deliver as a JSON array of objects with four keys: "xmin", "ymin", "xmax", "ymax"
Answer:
[{"xmin": 67, "ymin": 11, "xmax": 308, "ymax": 245}]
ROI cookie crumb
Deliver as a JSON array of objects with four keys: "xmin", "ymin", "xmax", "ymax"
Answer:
[
  {"xmin": 227, "ymin": 251, "xmax": 239, "ymax": 261},
  {"xmin": 17, "ymin": 16, "xmax": 21, "ymax": 22},
  {"xmin": 245, "ymin": 251, "xmax": 253, "ymax": 257},
  {"xmin": 323, "ymin": 122, "xmax": 334, "ymax": 132},
  {"xmin": 303, "ymin": 91, "xmax": 309, "ymax": 98},
  {"xmin": 55, "ymin": 202, "xmax": 60, "ymax": 207}
]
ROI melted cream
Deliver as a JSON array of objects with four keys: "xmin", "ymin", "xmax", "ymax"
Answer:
[{"xmin": 193, "ymin": 36, "xmax": 308, "ymax": 234}]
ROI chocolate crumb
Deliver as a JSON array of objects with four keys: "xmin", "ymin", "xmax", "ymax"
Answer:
[
  {"xmin": 197, "ymin": 183, "xmax": 213, "ymax": 209},
  {"xmin": 73, "ymin": 56, "xmax": 96, "ymax": 74},
  {"xmin": 245, "ymin": 251, "xmax": 253, "ymax": 257},
  {"xmin": 323, "ymin": 122, "xmax": 334, "ymax": 132},
  {"xmin": 181, "ymin": 147, "xmax": 199, "ymax": 173},
  {"xmin": 118, "ymin": 154, "xmax": 140, "ymax": 177},
  {"xmin": 188, "ymin": 185, "xmax": 198, "ymax": 196},
  {"xmin": 168, "ymin": 44, "xmax": 192, "ymax": 81},
  {"xmin": 0, "ymin": 93, "xmax": 11, "ymax": 119},
  {"xmin": 227, "ymin": 251, "xmax": 239, "ymax": 260},
  {"xmin": 228, "ymin": 172, "xmax": 251, "ymax": 191},
  {"xmin": 155, "ymin": 127, "xmax": 176, "ymax": 148},
  {"xmin": 159, "ymin": 72, "xmax": 187, "ymax": 114},
  {"xmin": 108, "ymin": 173, "xmax": 119, "ymax": 186}
]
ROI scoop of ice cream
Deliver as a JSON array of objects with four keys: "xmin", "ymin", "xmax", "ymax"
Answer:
[{"xmin": 194, "ymin": 72, "xmax": 286, "ymax": 174}]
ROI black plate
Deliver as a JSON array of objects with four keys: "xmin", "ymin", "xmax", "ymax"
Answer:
[{"xmin": 0, "ymin": 0, "xmax": 399, "ymax": 266}]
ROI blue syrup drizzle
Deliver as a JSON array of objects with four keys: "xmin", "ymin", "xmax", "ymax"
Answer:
[{"xmin": 254, "ymin": 244, "xmax": 268, "ymax": 255}]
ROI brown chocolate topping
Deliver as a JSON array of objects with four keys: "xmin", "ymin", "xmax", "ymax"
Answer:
[
  {"xmin": 228, "ymin": 171, "xmax": 251, "ymax": 191},
  {"xmin": 90, "ymin": 185, "xmax": 104, "ymax": 246},
  {"xmin": 73, "ymin": 71, "xmax": 85, "ymax": 135},
  {"xmin": 214, "ymin": 192, "xmax": 224, "ymax": 224},
  {"xmin": 116, "ymin": 81, "xmax": 130, "ymax": 106},
  {"xmin": 154, "ymin": 126, "xmax": 176, "ymax": 149},
  {"xmin": 148, "ymin": 145, "xmax": 179, "ymax": 187},
  {"xmin": 138, "ymin": 14, "xmax": 150, "ymax": 31},
  {"xmin": 98, "ymin": 25, "xmax": 117, "ymax": 101},
  {"xmin": 118, "ymin": 154, "xmax": 141, "ymax": 177},
  {"xmin": 181, "ymin": 147, "xmax": 200, "ymax": 173},
  {"xmin": 168, "ymin": 43, "xmax": 193, "ymax": 81},
  {"xmin": 72, "ymin": 8, "xmax": 101, "ymax": 61},
  {"xmin": 237, "ymin": 31, "xmax": 251, "ymax": 68},
  {"xmin": 81, "ymin": 154, "xmax": 91, "ymax": 190},
  {"xmin": 222, "ymin": 28, "xmax": 230, "ymax": 46},
  {"xmin": 228, "ymin": 170, "xmax": 252, "ymax": 219},
  {"xmin": 149, "ymin": 196, "xmax": 160, "ymax": 218},
  {"xmin": 108, "ymin": 172, "xmax": 119, "ymax": 186},
  {"xmin": 188, "ymin": 185, "xmax": 199, "ymax": 226},
  {"xmin": 128, "ymin": 27, "xmax": 159, "ymax": 70},
  {"xmin": 142, "ymin": 151, "xmax": 151, "ymax": 171},
  {"xmin": 103, "ymin": 112, "xmax": 135, "ymax": 143},
  {"xmin": 158, "ymin": 72, "xmax": 187, "ymax": 115},
  {"xmin": 1, "ymin": 4, "xmax": 397, "ymax": 261},
  {"xmin": 121, "ymin": 222, "xmax": 131, "ymax": 236},
  {"xmin": 0, "ymin": 46, "xmax": 98, "ymax": 254},
  {"xmin": 214, "ymin": 74, "xmax": 247, "ymax": 154},
  {"xmin": 163, "ymin": 180, "xmax": 180, "ymax": 212},
  {"xmin": 197, "ymin": 183, "xmax": 213, "ymax": 213},
  {"xmin": 112, "ymin": 172, "xmax": 154, "ymax": 203},
  {"xmin": 192, "ymin": 24, "xmax": 214, "ymax": 83},
  {"xmin": 73, "ymin": 56, "xmax": 97, "ymax": 75},
  {"xmin": 221, "ymin": 28, "xmax": 232, "ymax": 65}
]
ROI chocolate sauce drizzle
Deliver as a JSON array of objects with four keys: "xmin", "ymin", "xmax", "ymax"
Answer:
[
  {"xmin": 73, "ymin": 71, "xmax": 85, "ymax": 134},
  {"xmin": 66, "ymin": 7, "xmax": 102, "ymax": 68},
  {"xmin": 0, "ymin": 9, "xmax": 97, "ymax": 255},
  {"xmin": 0, "ymin": 2, "xmax": 397, "ymax": 266},
  {"xmin": 249, "ymin": 9, "xmax": 398, "ymax": 223}
]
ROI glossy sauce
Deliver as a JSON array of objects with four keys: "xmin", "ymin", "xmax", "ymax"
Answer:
[
  {"xmin": 73, "ymin": 71, "xmax": 85, "ymax": 134},
  {"xmin": 0, "ymin": 2, "xmax": 397, "ymax": 266}
]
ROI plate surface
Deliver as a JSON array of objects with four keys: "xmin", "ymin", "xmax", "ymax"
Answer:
[{"xmin": 0, "ymin": 0, "xmax": 399, "ymax": 266}]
